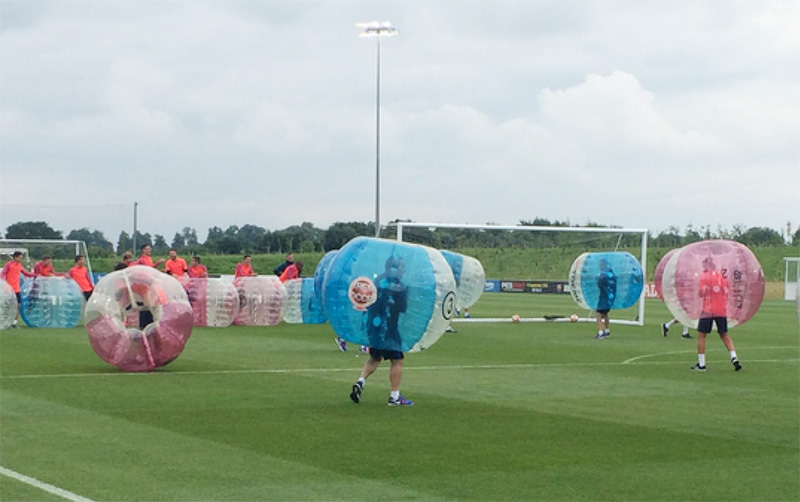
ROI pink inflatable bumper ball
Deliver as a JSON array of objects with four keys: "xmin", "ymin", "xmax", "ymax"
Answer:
[
  {"xmin": 661, "ymin": 240, "xmax": 765, "ymax": 330},
  {"xmin": 84, "ymin": 266, "xmax": 194, "ymax": 372},
  {"xmin": 233, "ymin": 276, "xmax": 287, "ymax": 326}
]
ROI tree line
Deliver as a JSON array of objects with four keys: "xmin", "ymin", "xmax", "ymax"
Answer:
[{"xmin": 2, "ymin": 219, "xmax": 797, "ymax": 260}]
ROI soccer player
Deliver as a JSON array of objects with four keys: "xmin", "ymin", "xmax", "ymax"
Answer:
[
  {"xmin": 66, "ymin": 255, "xmax": 94, "ymax": 300},
  {"xmin": 273, "ymin": 253, "xmax": 294, "ymax": 276},
  {"xmin": 136, "ymin": 244, "xmax": 165, "ymax": 269},
  {"xmin": 188, "ymin": 256, "xmax": 209, "ymax": 278},
  {"xmin": 114, "ymin": 252, "xmax": 135, "ymax": 271},
  {"xmin": 33, "ymin": 256, "xmax": 62, "ymax": 277},
  {"xmin": 692, "ymin": 257, "xmax": 741, "ymax": 372},
  {"xmin": 594, "ymin": 258, "xmax": 616, "ymax": 340},
  {"xmin": 1, "ymin": 251, "xmax": 35, "ymax": 327},
  {"xmin": 163, "ymin": 249, "xmax": 188, "ymax": 278},
  {"xmin": 349, "ymin": 257, "xmax": 413, "ymax": 406},
  {"xmin": 278, "ymin": 261, "xmax": 303, "ymax": 282},
  {"xmin": 234, "ymin": 255, "xmax": 256, "ymax": 278}
]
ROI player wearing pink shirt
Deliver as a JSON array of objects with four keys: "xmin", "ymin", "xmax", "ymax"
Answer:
[
  {"xmin": 137, "ymin": 244, "xmax": 165, "ymax": 269},
  {"xmin": 188, "ymin": 256, "xmax": 209, "ymax": 278},
  {"xmin": 66, "ymin": 255, "xmax": 94, "ymax": 300}
]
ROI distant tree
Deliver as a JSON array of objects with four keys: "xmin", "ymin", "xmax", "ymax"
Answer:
[
  {"xmin": 133, "ymin": 231, "xmax": 152, "ymax": 250},
  {"xmin": 117, "ymin": 231, "xmax": 132, "ymax": 254},
  {"xmin": 171, "ymin": 232, "xmax": 186, "ymax": 250},
  {"xmin": 737, "ymin": 227, "xmax": 784, "ymax": 247},
  {"xmin": 324, "ymin": 223, "xmax": 360, "ymax": 250},
  {"xmin": 66, "ymin": 228, "xmax": 113, "ymax": 251},
  {"xmin": 683, "ymin": 224, "xmax": 701, "ymax": 244},
  {"xmin": 793, "ymin": 228, "xmax": 800, "ymax": 246},
  {"xmin": 181, "ymin": 227, "xmax": 199, "ymax": 247},
  {"xmin": 238, "ymin": 224, "xmax": 267, "ymax": 252},
  {"xmin": 153, "ymin": 234, "xmax": 169, "ymax": 253},
  {"xmin": 5, "ymin": 221, "xmax": 62, "ymax": 240}
]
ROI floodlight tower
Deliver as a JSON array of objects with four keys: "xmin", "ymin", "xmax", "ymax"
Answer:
[{"xmin": 357, "ymin": 21, "xmax": 398, "ymax": 237}]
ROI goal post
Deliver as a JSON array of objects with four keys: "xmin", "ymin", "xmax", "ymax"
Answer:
[
  {"xmin": 389, "ymin": 222, "xmax": 648, "ymax": 326},
  {"xmin": 0, "ymin": 239, "xmax": 95, "ymax": 285}
]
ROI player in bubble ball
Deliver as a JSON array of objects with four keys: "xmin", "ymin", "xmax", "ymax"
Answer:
[
  {"xmin": 350, "ymin": 256, "xmax": 414, "ymax": 406},
  {"xmin": 594, "ymin": 259, "xmax": 616, "ymax": 340},
  {"xmin": 692, "ymin": 256, "xmax": 741, "ymax": 372}
]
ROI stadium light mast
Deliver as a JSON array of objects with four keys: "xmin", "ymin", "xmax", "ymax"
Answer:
[{"xmin": 357, "ymin": 21, "xmax": 398, "ymax": 237}]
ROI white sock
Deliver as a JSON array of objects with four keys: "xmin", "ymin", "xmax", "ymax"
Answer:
[
  {"xmin": 390, "ymin": 390, "xmax": 400, "ymax": 400},
  {"xmin": 604, "ymin": 329, "xmax": 610, "ymax": 335},
  {"xmin": 665, "ymin": 319, "xmax": 675, "ymax": 329},
  {"xmin": 729, "ymin": 351, "xmax": 738, "ymax": 361},
  {"xmin": 681, "ymin": 327, "xmax": 689, "ymax": 335},
  {"xmin": 698, "ymin": 354, "xmax": 706, "ymax": 367},
  {"xmin": 598, "ymin": 330, "xmax": 604, "ymax": 336},
  {"xmin": 357, "ymin": 377, "xmax": 365, "ymax": 386}
]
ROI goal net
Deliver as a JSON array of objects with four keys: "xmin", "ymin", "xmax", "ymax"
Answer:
[{"xmin": 388, "ymin": 222, "xmax": 648, "ymax": 326}]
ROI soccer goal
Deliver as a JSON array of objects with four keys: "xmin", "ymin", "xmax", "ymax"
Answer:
[
  {"xmin": 0, "ymin": 239, "xmax": 95, "ymax": 282},
  {"xmin": 388, "ymin": 222, "xmax": 649, "ymax": 326}
]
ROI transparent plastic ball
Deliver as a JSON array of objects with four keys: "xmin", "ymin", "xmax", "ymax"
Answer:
[
  {"xmin": 233, "ymin": 276, "xmax": 287, "ymax": 326},
  {"xmin": 568, "ymin": 252, "xmax": 644, "ymax": 311},
  {"xmin": 439, "ymin": 250, "xmax": 486, "ymax": 309},
  {"xmin": 184, "ymin": 278, "xmax": 239, "ymax": 327}
]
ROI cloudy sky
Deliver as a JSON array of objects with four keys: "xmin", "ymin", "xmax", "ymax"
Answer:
[{"xmin": 1, "ymin": 0, "xmax": 798, "ymax": 244}]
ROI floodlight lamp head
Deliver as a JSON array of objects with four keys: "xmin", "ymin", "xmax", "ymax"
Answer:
[{"xmin": 357, "ymin": 21, "xmax": 398, "ymax": 38}]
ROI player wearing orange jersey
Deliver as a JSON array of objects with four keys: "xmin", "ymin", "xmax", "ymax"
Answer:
[
  {"xmin": 279, "ymin": 261, "xmax": 303, "ymax": 283},
  {"xmin": 66, "ymin": 255, "xmax": 94, "ymax": 300},
  {"xmin": 163, "ymin": 249, "xmax": 188, "ymax": 278},
  {"xmin": 234, "ymin": 255, "xmax": 256, "ymax": 278},
  {"xmin": 188, "ymin": 256, "xmax": 209, "ymax": 278},
  {"xmin": 33, "ymin": 256, "xmax": 63, "ymax": 277},
  {"xmin": 691, "ymin": 257, "xmax": 741, "ymax": 372},
  {"xmin": 137, "ymin": 244, "xmax": 165, "ymax": 269},
  {"xmin": 1, "ymin": 251, "xmax": 35, "ymax": 327}
]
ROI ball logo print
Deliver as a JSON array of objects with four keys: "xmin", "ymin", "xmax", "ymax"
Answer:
[
  {"xmin": 442, "ymin": 291, "xmax": 456, "ymax": 320},
  {"xmin": 348, "ymin": 276, "xmax": 377, "ymax": 311}
]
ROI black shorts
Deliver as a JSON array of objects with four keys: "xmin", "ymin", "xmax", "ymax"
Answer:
[
  {"xmin": 15, "ymin": 292, "xmax": 21, "ymax": 304},
  {"xmin": 698, "ymin": 317, "xmax": 727, "ymax": 334},
  {"xmin": 369, "ymin": 349, "xmax": 404, "ymax": 361},
  {"xmin": 596, "ymin": 309, "xmax": 610, "ymax": 315}
]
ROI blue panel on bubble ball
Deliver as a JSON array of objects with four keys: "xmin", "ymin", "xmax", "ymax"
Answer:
[
  {"xmin": 322, "ymin": 237, "xmax": 437, "ymax": 352},
  {"xmin": 20, "ymin": 277, "xmax": 84, "ymax": 328},
  {"xmin": 313, "ymin": 250, "xmax": 339, "ymax": 316},
  {"xmin": 578, "ymin": 252, "xmax": 643, "ymax": 310},
  {"xmin": 439, "ymin": 250, "xmax": 463, "ymax": 285},
  {"xmin": 299, "ymin": 277, "xmax": 327, "ymax": 324}
]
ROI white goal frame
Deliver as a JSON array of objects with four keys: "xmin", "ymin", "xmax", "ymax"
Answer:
[
  {"xmin": 0, "ymin": 239, "xmax": 95, "ymax": 285},
  {"xmin": 390, "ymin": 222, "xmax": 648, "ymax": 326}
]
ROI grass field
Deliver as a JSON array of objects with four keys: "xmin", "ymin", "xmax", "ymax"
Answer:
[{"xmin": 1, "ymin": 296, "xmax": 798, "ymax": 501}]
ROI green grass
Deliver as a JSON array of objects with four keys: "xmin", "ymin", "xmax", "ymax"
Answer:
[{"xmin": 1, "ymin": 297, "xmax": 798, "ymax": 501}]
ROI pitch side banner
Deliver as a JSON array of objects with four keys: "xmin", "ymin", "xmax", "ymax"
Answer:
[{"xmin": 484, "ymin": 280, "xmax": 569, "ymax": 294}]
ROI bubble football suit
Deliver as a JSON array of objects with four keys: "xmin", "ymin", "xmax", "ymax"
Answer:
[
  {"xmin": 184, "ymin": 278, "xmax": 240, "ymax": 327},
  {"xmin": 284, "ymin": 278, "xmax": 327, "ymax": 324},
  {"xmin": 569, "ymin": 252, "xmax": 644, "ymax": 311},
  {"xmin": 322, "ymin": 237, "xmax": 456, "ymax": 353},
  {"xmin": 439, "ymin": 250, "xmax": 486, "ymax": 310},
  {"xmin": 20, "ymin": 277, "xmax": 85, "ymax": 328},
  {"xmin": 84, "ymin": 266, "xmax": 194, "ymax": 372},
  {"xmin": 233, "ymin": 276, "xmax": 287, "ymax": 326},
  {"xmin": 0, "ymin": 282, "xmax": 18, "ymax": 330},
  {"xmin": 661, "ymin": 240, "xmax": 764, "ymax": 330}
]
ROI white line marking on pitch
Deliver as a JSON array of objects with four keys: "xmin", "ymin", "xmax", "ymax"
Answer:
[
  {"xmin": 1, "ymin": 357, "xmax": 798, "ymax": 380},
  {"xmin": 622, "ymin": 345, "xmax": 799, "ymax": 365},
  {"xmin": 0, "ymin": 466, "xmax": 95, "ymax": 502}
]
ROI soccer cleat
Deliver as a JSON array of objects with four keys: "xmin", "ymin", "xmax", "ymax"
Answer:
[
  {"xmin": 11, "ymin": 319, "xmax": 18, "ymax": 329},
  {"xmin": 359, "ymin": 345, "xmax": 369, "ymax": 354},
  {"xmin": 661, "ymin": 324, "xmax": 668, "ymax": 337},
  {"xmin": 681, "ymin": 333, "xmax": 692, "ymax": 339},
  {"xmin": 690, "ymin": 364, "xmax": 706, "ymax": 372},
  {"xmin": 350, "ymin": 381, "xmax": 363, "ymax": 403},
  {"xmin": 594, "ymin": 333, "xmax": 604, "ymax": 340},
  {"xmin": 336, "ymin": 337, "xmax": 347, "ymax": 352},
  {"xmin": 733, "ymin": 360, "xmax": 742, "ymax": 372},
  {"xmin": 388, "ymin": 395, "xmax": 414, "ymax": 406}
]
